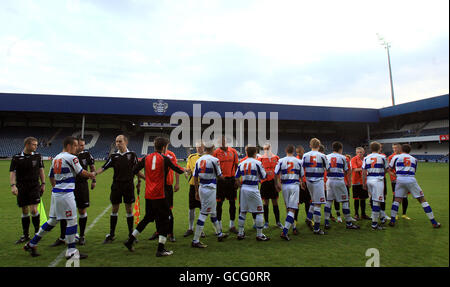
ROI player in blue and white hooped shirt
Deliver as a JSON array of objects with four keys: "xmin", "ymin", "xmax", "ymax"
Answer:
[
  {"xmin": 302, "ymin": 138, "xmax": 330, "ymax": 235},
  {"xmin": 388, "ymin": 144, "xmax": 440, "ymax": 228},
  {"xmin": 275, "ymin": 145, "xmax": 305, "ymax": 241},
  {"xmin": 191, "ymin": 143, "xmax": 228, "ymax": 248},
  {"xmin": 361, "ymin": 142, "xmax": 388, "ymax": 230},
  {"xmin": 235, "ymin": 146, "xmax": 270, "ymax": 241},
  {"xmin": 24, "ymin": 137, "xmax": 96, "ymax": 259},
  {"xmin": 325, "ymin": 142, "xmax": 360, "ymax": 230}
]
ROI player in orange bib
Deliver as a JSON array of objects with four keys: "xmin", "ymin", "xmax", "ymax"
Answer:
[
  {"xmin": 213, "ymin": 136, "xmax": 240, "ymax": 233},
  {"xmin": 351, "ymin": 147, "xmax": 370, "ymax": 220},
  {"xmin": 257, "ymin": 143, "xmax": 282, "ymax": 229}
]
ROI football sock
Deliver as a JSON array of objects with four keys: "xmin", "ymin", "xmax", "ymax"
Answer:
[
  {"xmin": 110, "ymin": 213, "xmax": 118, "ymax": 237},
  {"xmin": 263, "ymin": 204, "xmax": 269, "ymax": 223},
  {"xmin": 342, "ymin": 202, "xmax": 352, "ymax": 225},
  {"xmin": 216, "ymin": 201, "xmax": 223, "ymax": 222},
  {"xmin": 334, "ymin": 201, "xmax": 341, "ymax": 217},
  {"xmin": 126, "ymin": 213, "xmax": 134, "ymax": 237},
  {"xmin": 294, "ymin": 208, "xmax": 299, "ymax": 222},
  {"xmin": 282, "ymin": 211, "xmax": 295, "ymax": 235},
  {"xmin": 79, "ymin": 213, "xmax": 87, "ymax": 237},
  {"xmin": 307, "ymin": 205, "xmax": 314, "ymax": 221},
  {"xmin": 230, "ymin": 220, "xmax": 235, "ymax": 229},
  {"xmin": 60, "ymin": 219, "xmax": 67, "ymax": 239},
  {"xmin": 380, "ymin": 208, "xmax": 386, "ymax": 219},
  {"xmin": 273, "ymin": 205, "xmax": 280, "ymax": 223},
  {"xmin": 390, "ymin": 201, "xmax": 400, "ymax": 223},
  {"xmin": 65, "ymin": 219, "xmax": 77, "ymax": 250},
  {"xmin": 168, "ymin": 210, "xmax": 174, "ymax": 234},
  {"xmin": 238, "ymin": 212, "xmax": 246, "ymax": 236},
  {"xmin": 371, "ymin": 201, "xmax": 380, "ymax": 228},
  {"xmin": 360, "ymin": 200, "xmax": 367, "ymax": 216},
  {"xmin": 21, "ymin": 213, "xmax": 30, "ymax": 237},
  {"xmin": 158, "ymin": 236, "xmax": 167, "ymax": 251},
  {"xmin": 324, "ymin": 200, "xmax": 332, "ymax": 225},
  {"xmin": 304, "ymin": 202, "xmax": 310, "ymax": 217},
  {"xmin": 402, "ymin": 198, "xmax": 409, "ymax": 215},
  {"xmin": 31, "ymin": 212, "xmax": 40, "ymax": 234},
  {"xmin": 128, "ymin": 229, "xmax": 140, "ymax": 243},
  {"xmin": 29, "ymin": 217, "xmax": 57, "ymax": 247},
  {"xmin": 229, "ymin": 200, "xmax": 236, "ymax": 221},
  {"xmin": 313, "ymin": 206, "xmax": 321, "ymax": 231},
  {"xmin": 354, "ymin": 199, "xmax": 360, "ymax": 216},
  {"xmin": 188, "ymin": 209, "xmax": 195, "ymax": 230},
  {"xmin": 421, "ymin": 202, "xmax": 437, "ymax": 225},
  {"xmin": 211, "ymin": 214, "xmax": 222, "ymax": 235},
  {"xmin": 255, "ymin": 214, "xmax": 264, "ymax": 237},
  {"xmin": 193, "ymin": 213, "xmax": 207, "ymax": 243}
]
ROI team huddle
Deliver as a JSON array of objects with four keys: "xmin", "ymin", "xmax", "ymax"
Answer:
[{"xmin": 10, "ymin": 135, "xmax": 441, "ymax": 260}]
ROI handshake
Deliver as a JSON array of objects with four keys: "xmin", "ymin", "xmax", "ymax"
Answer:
[{"xmin": 82, "ymin": 170, "xmax": 96, "ymax": 180}]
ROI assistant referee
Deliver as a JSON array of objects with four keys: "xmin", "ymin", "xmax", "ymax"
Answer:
[{"xmin": 10, "ymin": 137, "xmax": 46, "ymax": 244}]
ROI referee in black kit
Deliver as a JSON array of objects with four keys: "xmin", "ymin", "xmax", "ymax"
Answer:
[
  {"xmin": 95, "ymin": 135, "xmax": 141, "ymax": 243},
  {"xmin": 50, "ymin": 138, "xmax": 96, "ymax": 247},
  {"xmin": 9, "ymin": 137, "xmax": 46, "ymax": 244}
]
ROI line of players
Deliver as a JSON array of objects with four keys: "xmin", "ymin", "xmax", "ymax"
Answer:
[{"xmin": 13, "ymin": 135, "xmax": 440, "ymax": 259}]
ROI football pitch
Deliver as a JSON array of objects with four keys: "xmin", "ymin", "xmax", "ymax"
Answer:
[{"xmin": 0, "ymin": 160, "xmax": 448, "ymax": 267}]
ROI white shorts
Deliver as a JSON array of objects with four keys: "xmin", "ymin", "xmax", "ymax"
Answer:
[
  {"xmin": 49, "ymin": 192, "xmax": 77, "ymax": 220},
  {"xmin": 395, "ymin": 180, "xmax": 424, "ymax": 199},
  {"xmin": 239, "ymin": 186, "xmax": 264, "ymax": 213},
  {"xmin": 199, "ymin": 185, "xmax": 217, "ymax": 215},
  {"xmin": 282, "ymin": 184, "xmax": 300, "ymax": 209},
  {"xmin": 367, "ymin": 180, "xmax": 384, "ymax": 202},
  {"xmin": 306, "ymin": 180, "xmax": 326, "ymax": 205},
  {"xmin": 326, "ymin": 180, "xmax": 349, "ymax": 202}
]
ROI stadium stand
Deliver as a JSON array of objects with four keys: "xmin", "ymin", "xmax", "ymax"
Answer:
[{"xmin": 0, "ymin": 93, "xmax": 448, "ymax": 162}]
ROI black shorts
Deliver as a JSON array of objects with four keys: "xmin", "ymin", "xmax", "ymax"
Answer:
[
  {"xmin": 189, "ymin": 185, "xmax": 201, "ymax": 210},
  {"xmin": 74, "ymin": 180, "xmax": 90, "ymax": 209},
  {"xmin": 217, "ymin": 177, "xmax": 237, "ymax": 202},
  {"xmin": 110, "ymin": 180, "xmax": 135, "ymax": 205},
  {"xmin": 145, "ymin": 198, "xmax": 170, "ymax": 236},
  {"xmin": 17, "ymin": 182, "xmax": 41, "ymax": 208},
  {"xmin": 352, "ymin": 185, "xmax": 369, "ymax": 200},
  {"xmin": 260, "ymin": 180, "xmax": 278, "ymax": 200},
  {"xmin": 165, "ymin": 185, "xmax": 174, "ymax": 209},
  {"xmin": 299, "ymin": 183, "xmax": 311, "ymax": 204}
]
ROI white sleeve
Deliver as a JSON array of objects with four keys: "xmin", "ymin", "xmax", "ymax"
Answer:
[{"xmin": 70, "ymin": 156, "xmax": 84, "ymax": 175}]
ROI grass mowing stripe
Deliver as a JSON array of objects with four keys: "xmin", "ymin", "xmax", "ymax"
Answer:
[{"xmin": 48, "ymin": 204, "xmax": 112, "ymax": 267}]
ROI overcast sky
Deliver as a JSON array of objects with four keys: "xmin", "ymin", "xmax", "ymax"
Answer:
[{"xmin": 0, "ymin": 0, "xmax": 448, "ymax": 108}]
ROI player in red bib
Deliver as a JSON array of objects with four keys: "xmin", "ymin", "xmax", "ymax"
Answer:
[
  {"xmin": 148, "ymin": 146, "xmax": 181, "ymax": 242},
  {"xmin": 258, "ymin": 143, "xmax": 282, "ymax": 229},
  {"xmin": 351, "ymin": 147, "xmax": 370, "ymax": 220},
  {"xmin": 124, "ymin": 137, "xmax": 184, "ymax": 257}
]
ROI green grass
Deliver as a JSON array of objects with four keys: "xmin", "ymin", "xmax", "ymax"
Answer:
[{"xmin": 0, "ymin": 160, "xmax": 448, "ymax": 267}]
